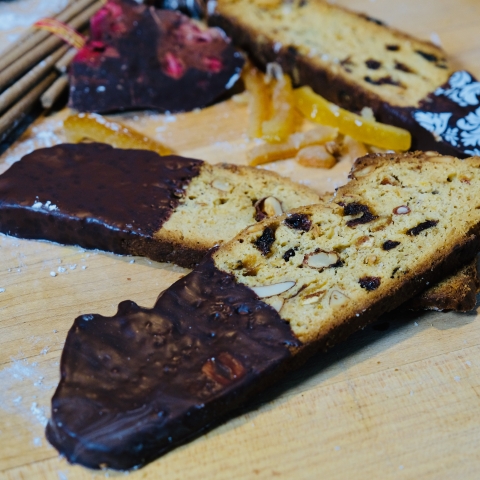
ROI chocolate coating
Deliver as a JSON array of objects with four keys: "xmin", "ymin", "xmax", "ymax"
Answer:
[
  {"xmin": 46, "ymin": 256, "xmax": 300, "ymax": 470},
  {"xmin": 0, "ymin": 143, "xmax": 202, "ymax": 255},
  {"xmin": 69, "ymin": 1, "xmax": 244, "ymax": 113}
]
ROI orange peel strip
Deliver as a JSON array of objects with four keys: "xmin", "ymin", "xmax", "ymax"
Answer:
[
  {"xmin": 294, "ymin": 86, "xmax": 411, "ymax": 151},
  {"xmin": 261, "ymin": 74, "xmax": 295, "ymax": 143},
  {"xmin": 243, "ymin": 67, "xmax": 271, "ymax": 139},
  {"xmin": 296, "ymin": 145, "xmax": 337, "ymax": 169},
  {"xmin": 64, "ymin": 113, "xmax": 173, "ymax": 156},
  {"xmin": 248, "ymin": 125, "xmax": 338, "ymax": 166},
  {"xmin": 34, "ymin": 18, "xmax": 86, "ymax": 49}
]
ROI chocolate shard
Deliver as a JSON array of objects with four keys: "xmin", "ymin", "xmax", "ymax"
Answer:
[
  {"xmin": 69, "ymin": 0, "xmax": 244, "ymax": 113},
  {"xmin": 46, "ymin": 256, "xmax": 300, "ymax": 470},
  {"xmin": 0, "ymin": 143, "xmax": 202, "ymax": 255}
]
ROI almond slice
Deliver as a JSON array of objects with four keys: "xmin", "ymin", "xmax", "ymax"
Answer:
[
  {"xmin": 251, "ymin": 281, "xmax": 296, "ymax": 298},
  {"xmin": 268, "ymin": 297, "xmax": 285, "ymax": 312},
  {"xmin": 303, "ymin": 249, "xmax": 340, "ymax": 270},
  {"xmin": 328, "ymin": 289, "xmax": 349, "ymax": 306},
  {"xmin": 211, "ymin": 179, "xmax": 232, "ymax": 192}
]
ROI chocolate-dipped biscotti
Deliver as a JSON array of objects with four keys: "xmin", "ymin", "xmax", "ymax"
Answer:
[
  {"xmin": 47, "ymin": 152, "xmax": 480, "ymax": 469},
  {"xmin": 209, "ymin": 0, "xmax": 480, "ymax": 157},
  {"xmin": 0, "ymin": 143, "xmax": 320, "ymax": 268}
]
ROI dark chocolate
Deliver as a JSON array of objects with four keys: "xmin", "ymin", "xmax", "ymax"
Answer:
[
  {"xmin": 69, "ymin": 0, "xmax": 244, "ymax": 114},
  {"xmin": 46, "ymin": 256, "xmax": 300, "ymax": 470},
  {"xmin": 283, "ymin": 248, "xmax": 296, "ymax": 261},
  {"xmin": 144, "ymin": 0, "xmax": 206, "ymax": 19},
  {"xmin": 0, "ymin": 143, "xmax": 202, "ymax": 256}
]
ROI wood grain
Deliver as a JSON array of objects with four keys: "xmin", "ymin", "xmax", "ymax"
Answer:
[{"xmin": 1, "ymin": 1, "xmax": 480, "ymax": 478}]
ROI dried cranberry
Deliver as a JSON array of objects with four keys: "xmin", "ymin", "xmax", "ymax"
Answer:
[
  {"xmin": 406, "ymin": 220, "xmax": 438, "ymax": 236},
  {"xmin": 254, "ymin": 227, "xmax": 275, "ymax": 255},
  {"xmin": 343, "ymin": 203, "xmax": 378, "ymax": 227},
  {"xmin": 359, "ymin": 276, "xmax": 381, "ymax": 291},
  {"xmin": 366, "ymin": 59, "xmax": 381, "ymax": 70},
  {"xmin": 383, "ymin": 240, "xmax": 400, "ymax": 250},
  {"xmin": 284, "ymin": 214, "xmax": 311, "ymax": 232}
]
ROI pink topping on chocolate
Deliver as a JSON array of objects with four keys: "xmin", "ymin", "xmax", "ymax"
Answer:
[
  {"xmin": 163, "ymin": 52, "xmax": 185, "ymax": 79},
  {"xmin": 204, "ymin": 56, "xmax": 223, "ymax": 73}
]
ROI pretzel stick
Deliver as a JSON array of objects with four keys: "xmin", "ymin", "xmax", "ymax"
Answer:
[{"xmin": 0, "ymin": 73, "xmax": 57, "ymax": 142}]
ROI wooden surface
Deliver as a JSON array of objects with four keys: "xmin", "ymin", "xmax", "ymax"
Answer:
[{"xmin": 1, "ymin": 0, "xmax": 480, "ymax": 478}]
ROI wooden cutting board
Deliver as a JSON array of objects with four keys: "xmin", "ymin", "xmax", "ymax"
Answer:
[{"xmin": 1, "ymin": 1, "xmax": 480, "ymax": 478}]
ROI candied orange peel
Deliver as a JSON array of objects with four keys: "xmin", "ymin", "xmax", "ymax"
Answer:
[
  {"xmin": 64, "ymin": 113, "xmax": 173, "ymax": 156},
  {"xmin": 243, "ymin": 64, "xmax": 296, "ymax": 143},
  {"xmin": 248, "ymin": 125, "xmax": 338, "ymax": 166},
  {"xmin": 294, "ymin": 86, "xmax": 412, "ymax": 151}
]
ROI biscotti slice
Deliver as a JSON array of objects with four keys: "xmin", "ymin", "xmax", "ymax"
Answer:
[
  {"xmin": 0, "ymin": 143, "xmax": 320, "ymax": 268},
  {"xmin": 47, "ymin": 152, "xmax": 480, "ymax": 469},
  {"xmin": 404, "ymin": 259, "xmax": 479, "ymax": 312},
  {"xmin": 209, "ymin": 0, "xmax": 480, "ymax": 157}
]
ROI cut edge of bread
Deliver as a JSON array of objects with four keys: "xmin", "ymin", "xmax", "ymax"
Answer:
[{"xmin": 212, "ymin": 152, "xmax": 480, "ymax": 349}]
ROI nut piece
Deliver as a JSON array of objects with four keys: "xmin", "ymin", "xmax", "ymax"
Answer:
[
  {"xmin": 255, "ymin": 196, "xmax": 283, "ymax": 221},
  {"xmin": 268, "ymin": 297, "xmax": 285, "ymax": 312},
  {"xmin": 393, "ymin": 205, "xmax": 410, "ymax": 215},
  {"xmin": 301, "ymin": 291, "xmax": 325, "ymax": 305},
  {"xmin": 250, "ymin": 281, "xmax": 296, "ymax": 298},
  {"xmin": 296, "ymin": 145, "xmax": 337, "ymax": 168},
  {"xmin": 328, "ymin": 289, "xmax": 349, "ymax": 306},
  {"xmin": 352, "ymin": 165, "xmax": 374, "ymax": 177},
  {"xmin": 211, "ymin": 178, "xmax": 232, "ymax": 192},
  {"xmin": 202, "ymin": 352, "xmax": 246, "ymax": 386},
  {"xmin": 303, "ymin": 249, "xmax": 341, "ymax": 270}
]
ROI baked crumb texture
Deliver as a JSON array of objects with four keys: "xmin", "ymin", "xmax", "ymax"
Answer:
[
  {"xmin": 213, "ymin": 152, "xmax": 480, "ymax": 345},
  {"xmin": 210, "ymin": 0, "xmax": 451, "ymax": 109},
  {"xmin": 154, "ymin": 162, "xmax": 321, "ymax": 264}
]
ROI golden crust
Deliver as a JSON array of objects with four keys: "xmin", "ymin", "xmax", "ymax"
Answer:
[
  {"xmin": 213, "ymin": 152, "xmax": 480, "ymax": 346},
  {"xmin": 153, "ymin": 162, "xmax": 321, "ymax": 267}
]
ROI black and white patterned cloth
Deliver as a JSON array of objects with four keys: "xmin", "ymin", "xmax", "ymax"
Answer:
[{"xmin": 413, "ymin": 71, "xmax": 480, "ymax": 156}]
